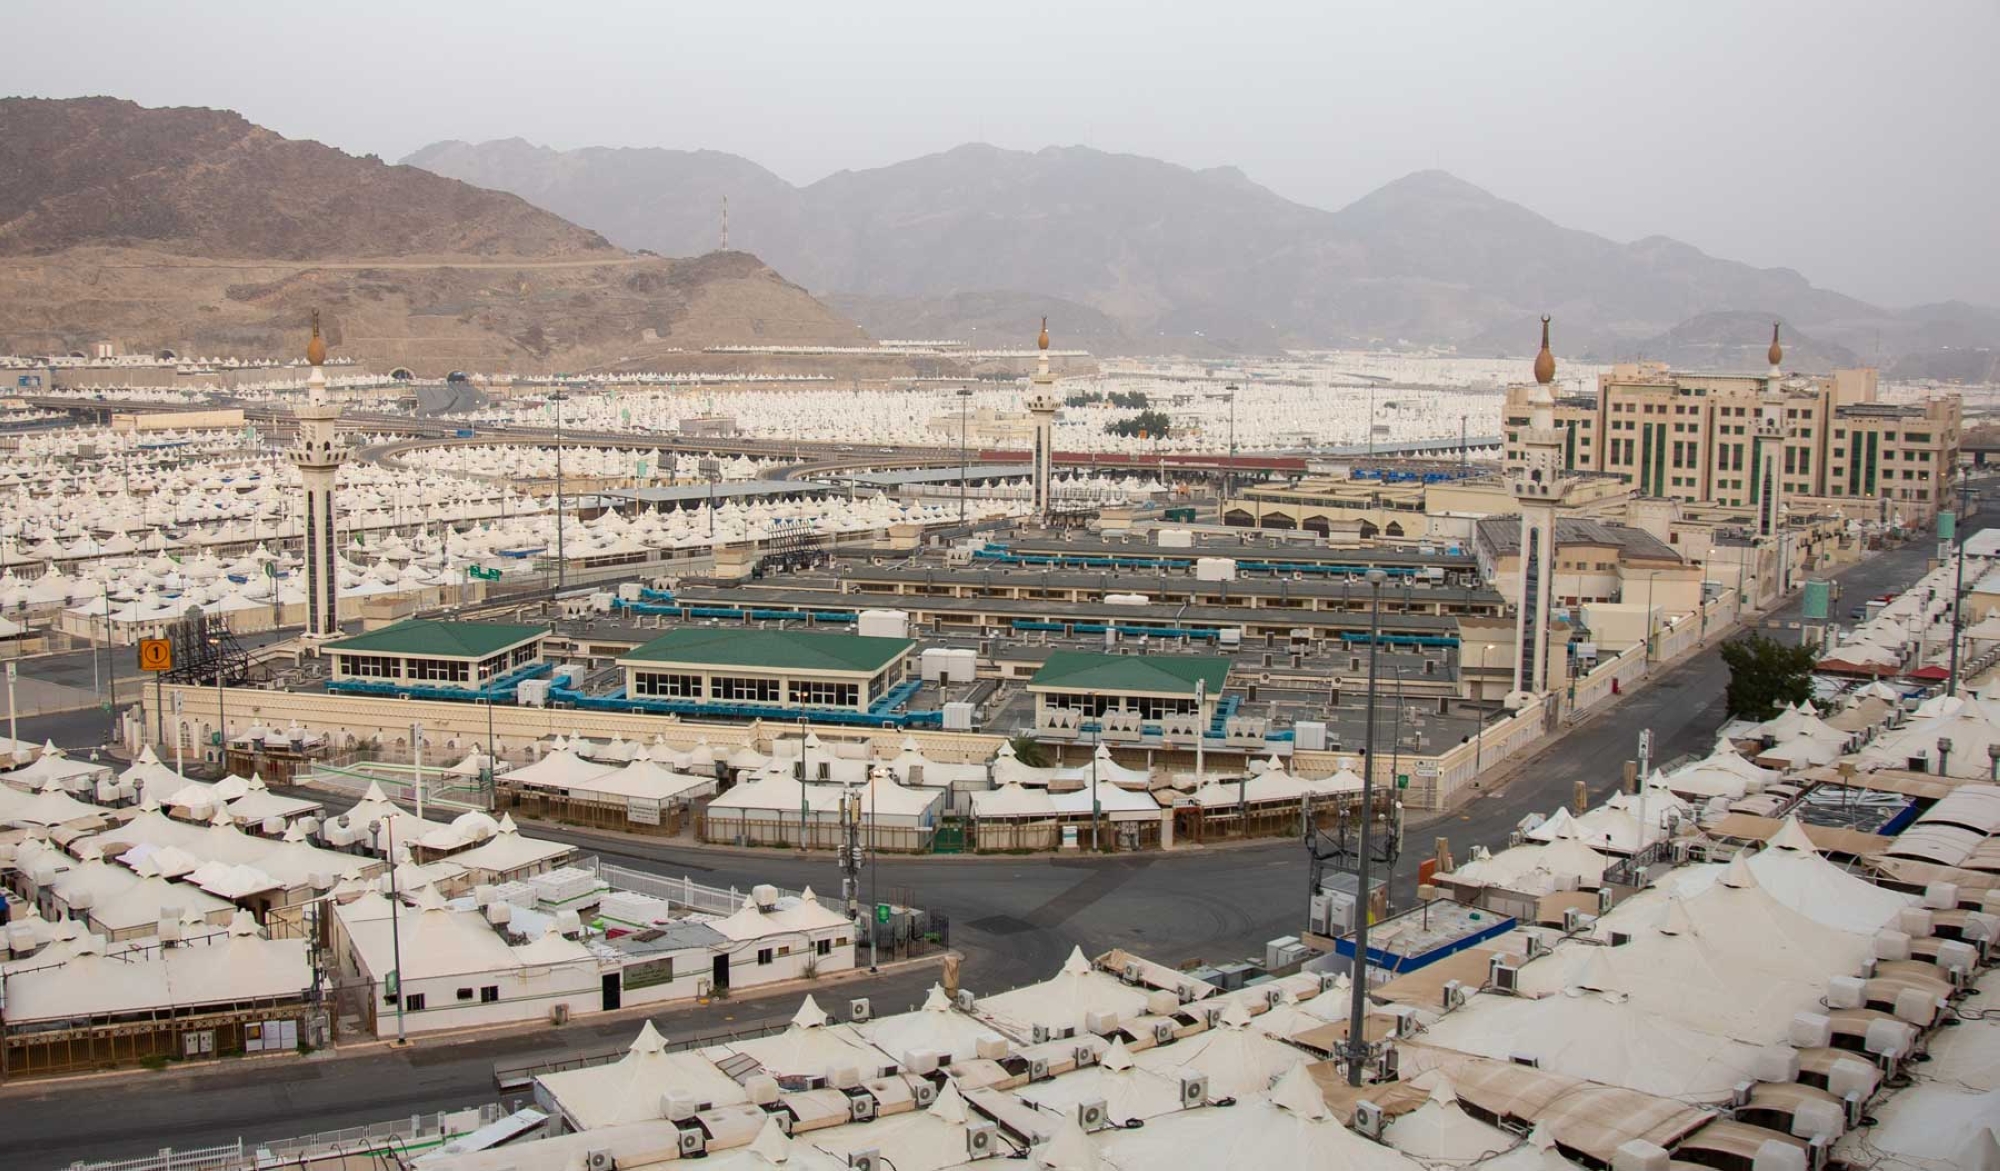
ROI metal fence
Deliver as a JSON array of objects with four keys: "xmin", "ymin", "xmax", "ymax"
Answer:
[
  {"xmin": 586, "ymin": 858, "xmax": 801, "ymax": 914},
  {"xmin": 69, "ymin": 1111, "xmax": 469, "ymax": 1171}
]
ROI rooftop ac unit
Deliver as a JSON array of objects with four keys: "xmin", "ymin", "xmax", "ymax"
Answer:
[
  {"xmin": 911, "ymin": 1080, "xmax": 937, "ymax": 1108},
  {"xmin": 955, "ymin": 989, "xmax": 976, "ymax": 1012},
  {"xmin": 1597, "ymin": 886, "xmax": 1615, "ymax": 914},
  {"xmin": 1073, "ymin": 1044, "xmax": 1098, "ymax": 1068},
  {"xmin": 1121, "ymin": 961, "xmax": 1142, "ymax": 984},
  {"xmin": 848, "ymin": 1149, "xmax": 880, "ymax": 1171},
  {"xmin": 965, "ymin": 1120, "xmax": 998, "ymax": 1160},
  {"xmin": 1264, "ymin": 986, "xmax": 1285, "ymax": 1009},
  {"xmin": 848, "ymin": 1094, "xmax": 877, "ymax": 1123},
  {"xmin": 1153, "ymin": 1020, "xmax": 1177, "ymax": 1046},
  {"xmin": 1562, "ymin": 908, "xmax": 1587, "ymax": 933},
  {"xmin": 677, "ymin": 1128, "xmax": 706, "ymax": 1157},
  {"xmin": 1179, "ymin": 1071, "xmax": 1209, "ymax": 1108},
  {"xmin": 1442, "ymin": 980, "xmax": 1467, "ymax": 1010},
  {"xmin": 1489, "ymin": 957, "xmax": 1520, "ymax": 993},
  {"xmin": 1031, "ymin": 1024, "xmax": 1051, "ymax": 1045},
  {"xmin": 1028, "ymin": 1057, "xmax": 1050, "ymax": 1082},
  {"xmin": 1731, "ymin": 1081, "xmax": 1754, "ymax": 1109},
  {"xmin": 1353, "ymin": 1100, "xmax": 1385, "ymax": 1140},
  {"xmin": 850, "ymin": 997, "xmax": 872, "ymax": 1023},
  {"xmin": 585, "ymin": 1151, "xmax": 615, "ymax": 1171}
]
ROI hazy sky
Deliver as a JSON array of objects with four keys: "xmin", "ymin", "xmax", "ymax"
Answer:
[{"xmin": 8, "ymin": 1, "xmax": 1996, "ymax": 306}]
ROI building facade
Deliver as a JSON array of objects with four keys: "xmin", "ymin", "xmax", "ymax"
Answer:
[
  {"xmin": 617, "ymin": 629, "xmax": 913, "ymax": 715},
  {"xmin": 1503, "ymin": 360, "xmax": 1959, "ymax": 521}
]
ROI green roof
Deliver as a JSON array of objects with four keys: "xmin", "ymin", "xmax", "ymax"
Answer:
[
  {"xmin": 619, "ymin": 628, "xmax": 912, "ymax": 674},
  {"xmin": 1028, "ymin": 651, "xmax": 1230, "ymax": 696},
  {"xmin": 326, "ymin": 619, "xmax": 548, "ymax": 659}
]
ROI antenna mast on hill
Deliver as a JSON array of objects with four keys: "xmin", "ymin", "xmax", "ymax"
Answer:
[{"xmin": 720, "ymin": 196, "xmax": 729, "ymax": 252}]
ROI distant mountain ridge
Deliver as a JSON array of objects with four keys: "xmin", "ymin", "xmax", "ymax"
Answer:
[
  {"xmin": 405, "ymin": 138, "xmax": 1998, "ymax": 365},
  {"xmin": 0, "ymin": 98, "xmax": 874, "ymax": 373}
]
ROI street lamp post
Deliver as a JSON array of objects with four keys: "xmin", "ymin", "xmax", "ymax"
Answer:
[
  {"xmin": 797, "ymin": 716, "xmax": 811, "ymax": 849},
  {"xmin": 957, "ymin": 386, "xmax": 972, "ymax": 526},
  {"xmin": 1937, "ymin": 735, "xmax": 1953, "ymax": 779},
  {"xmin": 209, "ymin": 635, "xmax": 226, "ymax": 770},
  {"xmin": 368, "ymin": 817, "xmax": 408, "ymax": 1046},
  {"xmin": 1224, "ymin": 383, "xmax": 1238, "ymax": 505},
  {"xmin": 1346, "ymin": 568, "xmax": 1387, "ymax": 1087},
  {"xmin": 1947, "ymin": 469, "xmax": 1968, "ymax": 695},
  {"xmin": 551, "ymin": 385, "xmax": 568, "ymax": 595},
  {"xmin": 1090, "ymin": 727, "xmax": 1102, "ymax": 852}
]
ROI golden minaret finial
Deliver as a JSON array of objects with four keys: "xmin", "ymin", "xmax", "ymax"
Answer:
[
  {"xmin": 1767, "ymin": 321, "xmax": 1783, "ymax": 370},
  {"xmin": 1037, "ymin": 316, "xmax": 1049, "ymax": 351},
  {"xmin": 306, "ymin": 309, "xmax": 326, "ymax": 367},
  {"xmin": 1532, "ymin": 315, "xmax": 1555, "ymax": 385}
]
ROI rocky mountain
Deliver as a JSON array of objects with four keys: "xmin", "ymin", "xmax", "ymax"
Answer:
[
  {"xmin": 0, "ymin": 99, "xmax": 872, "ymax": 372},
  {"xmin": 406, "ymin": 139, "xmax": 1990, "ymax": 362},
  {"xmin": 1626, "ymin": 312, "xmax": 1856, "ymax": 373}
]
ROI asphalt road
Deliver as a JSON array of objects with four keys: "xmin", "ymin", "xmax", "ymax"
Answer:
[{"xmin": 3, "ymin": 538, "xmax": 1942, "ymax": 1166}]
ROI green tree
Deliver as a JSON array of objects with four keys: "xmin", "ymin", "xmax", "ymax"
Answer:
[
  {"xmin": 1104, "ymin": 409, "xmax": 1172, "ymax": 439},
  {"xmin": 1718, "ymin": 633, "xmax": 1818, "ymax": 719},
  {"xmin": 1007, "ymin": 736, "xmax": 1051, "ymax": 768}
]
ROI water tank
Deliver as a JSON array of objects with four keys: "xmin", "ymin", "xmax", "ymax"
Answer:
[
  {"xmin": 920, "ymin": 649, "xmax": 948, "ymax": 682},
  {"xmin": 1293, "ymin": 721, "xmax": 1328, "ymax": 752},
  {"xmin": 945, "ymin": 649, "xmax": 977, "ymax": 683},
  {"xmin": 1195, "ymin": 558, "xmax": 1237, "ymax": 582},
  {"xmin": 943, "ymin": 702, "xmax": 975, "ymax": 731},
  {"xmin": 858, "ymin": 609, "xmax": 910, "ymax": 640},
  {"xmin": 1156, "ymin": 529, "xmax": 1194, "ymax": 549}
]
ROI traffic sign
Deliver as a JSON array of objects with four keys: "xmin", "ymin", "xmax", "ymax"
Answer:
[{"xmin": 137, "ymin": 638, "xmax": 174, "ymax": 672}]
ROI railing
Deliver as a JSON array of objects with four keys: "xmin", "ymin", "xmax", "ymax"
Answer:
[
  {"xmin": 67, "ymin": 1142, "xmax": 245, "ymax": 1171},
  {"xmin": 586, "ymin": 858, "xmax": 801, "ymax": 915}
]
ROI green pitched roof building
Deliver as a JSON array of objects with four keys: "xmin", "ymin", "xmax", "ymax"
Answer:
[
  {"xmin": 1027, "ymin": 650, "xmax": 1229, "ymax": 730},
  {"xmin": 616, "ymin": 628, "xmax": 913, "ymax": 712},
  {"xmin": 326, "ymin": 620, "xmax": 547, "ymax": 687}
]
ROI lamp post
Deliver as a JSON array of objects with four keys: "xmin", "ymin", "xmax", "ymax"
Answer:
[
  {"xmin": 410, "ymin": 721, "xmax": 425, "ymax": 821},
  {"xmin": 368, "ymin": 817, "xmax": 408, "ymax": 1046},
  {"xmin": 957, "ymin": 386, "xmax": 972, "ymax": 526},
  {"xmin": 797, "ymin": 716, "xmax": 811, "ymax": 849},
  {"xmin": 1346, "ymin": 568, "xmax": 1387, "ymax": 1087},
  {"xmin": 1944, "ymin": 467, "xmax": 1960, "ymax": 691},
  {"xmin": 1643, "ymin": 570, "xmax": 1660, "ymax": 668},
  {"xmin": 1937, "ymin": 735, "xmax": 1953, "ymax": 779},
  {"xmin": 1223, "ymin": 383, "xmax": 1238, "ymax": 505},
  {"xmin": 1472, "ymin": 644, "xmax": 1490, "ymax": 780},
  {"xmin": 553, "ymin": 383, "xmax": 567, "ymax": 596},
  {"xmin": 1090, "ymin": 726, "xmax": 1102, "ymax": 853},
  {"xmin": 1987, "ymin": 742, "xmax": 1999, "ymax": 783},
  {"xmin": 209, "ymin": 635, "xmax": 226, "ymax": 770},
  {"xmin": 868, "ymin": 772, "xmax": 879, "ymax": 973}
]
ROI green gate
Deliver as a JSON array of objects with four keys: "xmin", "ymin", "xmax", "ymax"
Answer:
[{"xmin": 931, "ymin": 817, "xmax": 967, "ymax": 854}]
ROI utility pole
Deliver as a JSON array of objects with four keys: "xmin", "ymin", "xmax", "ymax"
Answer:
[
  {"xmin": 1946, "ymin": 468, "xmax": 1968, "ymax": 695},
  {"xmin": 1224, "ymin": 383, "xmax": 1238, "ymax": 505},
  {"xmin": 1635, "ymin": 727, "xmax": 1652, "ymax": 855},
  {"xmin": 411, "ymin": 721, "xmax": 425, "ymax": 821},
  {"xmin": 957, "ymin": 386, "xmax": 972, "ymax": 525},
  {"xmin": 5, "ymin": 661, "xmax": 17, "ymax": 768},
  {"xmin": 1345, "ymin": 568, "xmax": 1386, "ymax": 1087},
  {"xmin": 553, "ymin": 383, "xmax": 567, "ymax": 596},
  {"xmin": 842, "ymin": 786, "xmax": 862, "ymax": 923}
]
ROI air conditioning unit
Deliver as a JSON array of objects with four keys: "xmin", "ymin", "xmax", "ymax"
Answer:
[
  {"xmin": 1122, "ymin": 961, "xmax": 1142, "ymax": 984},
  {"xmin": 1524, "ymin": 933, "xmax": 1549, "ymax": 959},
  {"xmin": 849, "ymin": 1094, "xmax": 877, "ymax": 1123},
  {"xmin": 955, "ymin": 989, "xmax": 976, "ymax": 1012},
  {"xmin": 1489, "ymin": 957, "xmax": 1520, "ymax": 993},
  {"xmin": 677, "ymin": 1128, "xmax": 706, "ymax": 1157},
  {"xmin": 1031, "ymin": 1024, "xmax": 1051, "ymax": 1045},
  {"xmin": 1353, "ymin": 1100, "xmax": 1386, "ymax": 1140},
  {"xmin": 965, "ymin": 1120, "xmax": 998, "ymax": 1160},
  {"xmin": 1842, "ymin": 1091, "xmax": 1865, "ymax": 1130},
  {"xmin": 585, "ymin": 1150, "xmax": 615, "ymax": 1171},
  {"xmin": 1078, "ymin": 1099, "xmax": 1109, "ymax": 1133},
  {"xmin": 1073, "ymin": 1045, "xmax": 1098, "ymax": 1068},
  {"xmin": 1177, "ymin": 984, "xmax": 1196, "ymax": 1004},
  {"xmin": 1153, "ymin": 1020, "xmax": 1177, "ymax": 1046},
  {"xmin": 1179, "ymin": 1072, "xmax": 1208, "ymax": 1108},
  {"xmin": 1442, "ymin": 980, "xmax": 1467, "ymax": 1010},
  {"xmin": 848, "ymin": 1149, "xmax": 881, "ymax": 1171},
  {"xmin": 1264, "ymin": 986, "xmax": 1285, "ymax": 1009},
  {"xmin": 1597, "ymin": 886, "xmax": 1615, "ymax": 914},
  {"xmin": 1562, "ymin": 908, "xmax": 1586, "ymax": 934},
  {"xmin": 765, "ymin": 1112, "xmax": 794, "ymax": 1136},
  {"xmin": 1201, "ymin": 1004, "xmax": 1225, "ymax": 1029},
  {"xmin": 850, "ymin": 998, "xmax": 872, "ymax": 1023},
  {"xmin": 911, "ymin": 1080, "xmax": 937, "ymax": 1108},
  {"xmin": 1732, "ymin": 1081, "xmax": 1754, "ymax": 1109},
  {"xmin": 1319, "ymin": 973, "xmax": 1341, "ymax": 995},
  {"xmin": 1028, "ymin": 1058, "xmax": 1050, "ymax": 1082}
]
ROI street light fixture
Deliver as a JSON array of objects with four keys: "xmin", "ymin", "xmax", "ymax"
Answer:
[
  {"xmin": 1346, "ymin": 567, "xmax": 1387, "ymax": 1088},
  {"xmin": 367, "ymin": 817, "xmax": 408, "ymax": 1046}
]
